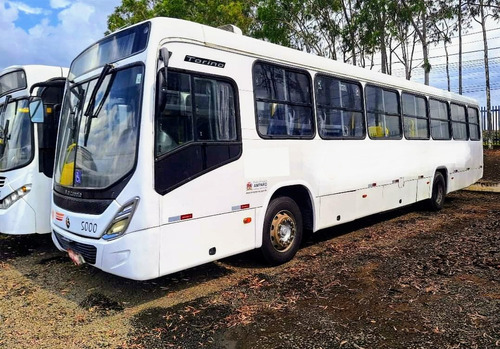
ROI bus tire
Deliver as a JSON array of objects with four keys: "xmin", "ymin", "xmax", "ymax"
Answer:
[
  {"xmin": 429, "ymin": 172, "xmax": 446, "ymax": 211},
  {"xmin": 261, "ymin": 196, "xmax": 303, "ymax": 265}
]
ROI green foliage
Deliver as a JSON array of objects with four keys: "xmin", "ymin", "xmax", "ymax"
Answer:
[
  {"xmin": 105, "ymin": 0, "xmax": 500, "ymax": 93},
  {"xmin": 107, "ymin": 0, "xmax": 155, "ymax": 34},
  {"xmin": 106, "ymin": 0, "xmax": 254, "ymax": 34}
]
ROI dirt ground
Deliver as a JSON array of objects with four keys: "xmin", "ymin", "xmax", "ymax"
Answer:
[
  {"xmin": 483, "ymin": 149, "xmax": 500, "ymax": 182},
  {"xmin": 0, "ymin": 151, "xmax": 499, "ymax": 349}
]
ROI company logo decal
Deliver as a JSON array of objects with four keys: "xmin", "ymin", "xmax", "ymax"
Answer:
[
  {"xmin": 246, "ymin": 180, "xmax": 268, "ymax": 194},
  {"xmin": 55, "ymin": 212, "xmax": 64, "ymax": 221}
]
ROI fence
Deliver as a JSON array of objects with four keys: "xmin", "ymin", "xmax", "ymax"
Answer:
[{"xmin": 481, "ymin": 106, "xmax": 500, "ymax": 146}]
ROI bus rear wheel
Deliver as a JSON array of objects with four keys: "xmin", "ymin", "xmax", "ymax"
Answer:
[
  {"xmin": 429, "ymin": 172, "xmax": 446, "ymax": 211},
  {"xmin": 261, "ymin": 196, "xmax": 303, "ymax": 265}
]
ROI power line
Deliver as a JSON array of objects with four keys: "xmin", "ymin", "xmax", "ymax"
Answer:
[
  {"xmin": 459, "ymin": 27, "xmax": 500, "ymax": 37},
  {"xmin": 391, "ymin": 57, "xmax": 500, "ymax": 75}
]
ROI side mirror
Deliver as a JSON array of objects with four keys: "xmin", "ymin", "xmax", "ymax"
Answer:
[
  {"xmin": 29, "ymin": 96, "xmax": 44, "ymax": 123},
  {"xmin": 159, "ymin": 47, "xmax": 169, "ymax": 86}
]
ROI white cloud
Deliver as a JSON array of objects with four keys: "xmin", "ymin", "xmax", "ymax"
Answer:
[
  {"xmin": 7, "ymin": 1, "xmax": 50, "ymax": 15},
  {"xmin": 49, "ymin": 0, "xmax": 70, "ymax": 9},
  {"xmin": 0, "ymin": 0, "xmax": 122, "ymax": 69}
]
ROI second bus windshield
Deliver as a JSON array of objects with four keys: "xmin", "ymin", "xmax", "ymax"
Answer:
[{"xmin": 0, "ymin": 98, "xmax": 33, "ymax": 172}]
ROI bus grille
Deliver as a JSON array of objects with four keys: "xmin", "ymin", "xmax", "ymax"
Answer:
[
  {"xmin": 0, "ymin": 177, "xmax": 5, "ymax": 188},
  {"xmin": 54, "ymin": 232, "xmax": 97, "ymax": 265}
]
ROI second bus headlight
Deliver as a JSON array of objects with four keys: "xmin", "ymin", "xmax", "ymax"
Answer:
[
  {"xmin": 0, "ymin": 184, "xmax": 32, "ymax": 209},
  {"xmin": 102, "ymin": 197, "xmax": 140, "ymax": 241}
]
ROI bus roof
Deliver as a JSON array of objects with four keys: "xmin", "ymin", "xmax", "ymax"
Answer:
[{"xmin": 0, "ymin": 65, "xmax": 68, "ymax": 100}]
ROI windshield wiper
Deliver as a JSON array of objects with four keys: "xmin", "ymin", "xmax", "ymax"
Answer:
[
  {"xmin": 0, "ymin": 95, "xmax": 12, "ymax": 147},
  {"xmin": 84, "ymin": 63, "xmax": 113, "ymax": 118},
  {"xmin": 83, "ymin": 64, "xmax": 114, "ymax": 146}
]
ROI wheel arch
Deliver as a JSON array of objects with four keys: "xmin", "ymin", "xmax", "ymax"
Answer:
[
  {"xmin": 256, "ymin": 182, "xmax": 316, "ymax": 248},
  {"xmin": 435, "ymin": 167, "xmax": 449, "ymax": 193}
]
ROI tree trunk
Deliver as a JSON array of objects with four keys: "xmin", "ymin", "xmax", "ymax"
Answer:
[
  {"xmin": 480, "ymin": 0, "xmax": 493, "ymax": 149},
  {"xmin": 421, "ymin": 12, "xmax": 430, "ymax": 85},
  {"xmin": 380, "ymin": 10, "xmax": 388, "ymax": 74},
  {"xmin": 445, "ymin": 41, "xmax": 450, "ymax": 92},
  {"xmin": 458, "ymin": 0, "xmax": 463, "ymax": 95}
]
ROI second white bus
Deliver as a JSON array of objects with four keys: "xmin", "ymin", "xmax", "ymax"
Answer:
[
  {"xmin": 51, "ymin": 18, "xmax": 482, "ymax": 280},
  {"xmin": 0, "ymin": 65, "xmax": 67, "ymax": 234}
]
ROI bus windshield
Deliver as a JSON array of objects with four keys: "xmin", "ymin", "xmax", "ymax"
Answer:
[
  {"xmin": 54, "ymin": 65, "xmax": 144, "ymax": 189},
  {"xmin": 0, "ymin": 98, "xmax": 33, "ymax": 171}
]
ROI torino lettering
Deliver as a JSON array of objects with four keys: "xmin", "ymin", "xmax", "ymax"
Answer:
[{"xmin": 184, "ymin": 55, "xmax": 226, "ymax": 68}]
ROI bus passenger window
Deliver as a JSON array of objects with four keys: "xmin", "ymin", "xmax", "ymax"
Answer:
[
  {"xmin": 253, "ymin": 62, "xmax": 313, "ymax": 138},
  {"xmin": 450, "ymin": 103, "xmax": 468, "ymax": 140},
  {"xmin": 155, "ymin": 70, "xmax": 238, "ymax": 157},
  {"xmin": 402, "ymin": 93, "xmax": 429, "ymax": 139},
  {"xmin": 429, "ymin": 99, "xmax": 451, "ymax": 140},
  {"xmin": 467, "ymin": 107, "xmax": 481, "ymax": 141},
  {"xmin": 366, "ymin": 85, "xmax": 401, "ymax": 139},
  {"xmin": 315, "ymin": 75, "xmax": 364, "ymax": 139}
]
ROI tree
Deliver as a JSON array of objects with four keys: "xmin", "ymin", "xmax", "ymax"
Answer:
[
  {"xmin": 106, "ymin": 0, "xmax": 255, "ymax": 35},
  {"xmin": 467, "ymin": 0, "xmax": 500, "ymax": 148},
  {"xmin": 357, "ymin": 0, "xmax": 394, "ymax": 73},
  {"xmin": 400, "ymin": 0, "xmax": 454, "ymax": 85},
  {"xmin": 433, "ymin": 5, "xmax": 460, "ymax": 91},
  {"xmin": 107, "ymin": 0, "xmax": 155, "ymax": 34},
  {"xmin": 388, "ymin": 2, "xmax": 419, "ymax": 79}
]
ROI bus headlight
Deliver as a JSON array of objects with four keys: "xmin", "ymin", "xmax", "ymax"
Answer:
[
  {"xmin": 0, "ymin": 184, "xmax": 32, "ymax": 209},
  {"xmin": 102, "ymin": 197, "xmax": 139, "ymax": 240}
]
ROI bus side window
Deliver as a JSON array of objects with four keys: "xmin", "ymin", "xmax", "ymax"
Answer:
[
  {"xmin": 366, "ymin": 85, "xmax": 401, "ymax": 139},
  {"xmin": 467, "ymin": 107, "xmax": 481, "ymax": 141},
  {"xmin": 450, "ymin": 103, "xmax": 468, "ymax": 140},
  {"xmin": 253, "ymin": 62, "xmax": 313, "ymax": 139},
  {"xmin": 156, "ymin": 71, "xmax": 193, "ymax": 157},
  {"xmin": 402, "ymin": 92, "xmax": 429, "ymax": 140},
  {"xmin": 429, "ymin": 99, "xmax": 451, "ymax": 140},
  {"xmin": 315, "ymin": 75, "xmax": 364, "ymax": 139}
]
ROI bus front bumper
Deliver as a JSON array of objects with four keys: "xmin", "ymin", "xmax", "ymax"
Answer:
[
  {"xmin": 0, "ymin": 199, "xmax": 37, "ymax": 235},
  {"xmin": 51, "ymin": 226, "xmax": 160, "ymax": 281}
]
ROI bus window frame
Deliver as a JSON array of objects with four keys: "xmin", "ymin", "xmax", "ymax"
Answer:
[
  {"xmin": 429, "ymin": 98, "xmax": 452, "ymax": 141},
  {"xmin": 365, "ymin": 83, "xmax": 403, "ymax": 140},
  {"xmin": 0, "ymin": 69, "xmax": 27, "ymax": 98},
  {"xmin": 401, "ymin": 91, "xmax": 430, "ymax": 140},
  {"xmin": 467, "ymin": 106, "xmax": 481, "ymax": 141},
  {"xmin": 252, "ymin": 60, "xmax": 315, "ymax": 140},
  {"xmin": 450, "ymin": 102, "xmax": 469, "ymax": 141},
  {"xmin": 314, "ymin": 73, "xmax": 366, "ymax": 140},
  {"xmin": 154, "ymin": 67, "xmax": 242, "ymax": 196}
]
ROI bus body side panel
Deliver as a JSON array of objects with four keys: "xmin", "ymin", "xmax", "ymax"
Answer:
[
  {"xmin": 0, "ymin": 163, "xmax": 47, "ymax": 235},
  {"xmin": 159, "ymin": 209, "xmax": 255, "ymax": 276},
  {"xmin": 158, "ymin": 159, "xmax": 256, "ymax": 275}
]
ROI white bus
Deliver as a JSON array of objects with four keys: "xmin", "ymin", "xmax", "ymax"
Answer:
[
  {"xmin": 51, "ymin": 18, "xmax": 482, "ymax": 280},
  {"xmin": 0, "ymin": 65, "xmax": 67, "ymax": 235}
]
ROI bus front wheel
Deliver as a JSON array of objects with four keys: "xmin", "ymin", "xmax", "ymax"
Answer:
[
  {"xmin": 429, "ymin": 172, "xmax": 446, "ymax": 211},
  {"xmin": 261, "ymin": 196, "xmax": 303, "ymax": 265}
]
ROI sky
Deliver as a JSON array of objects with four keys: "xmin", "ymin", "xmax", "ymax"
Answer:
[
  {"xmin": 0, "ymin": 0, "xmax": 121, "ymax": 69},
  {"xmin": 384, "ymin": 19, "xmax": 500, "ymax": 113},
  {"xmin": 0, "ymin": 0, "xmax": 498, "ymax": 113}
]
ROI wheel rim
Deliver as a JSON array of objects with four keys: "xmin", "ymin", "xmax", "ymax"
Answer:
[{"xmin": 270, "ymin": 210, "xmax": 296, "ymax": 252}]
